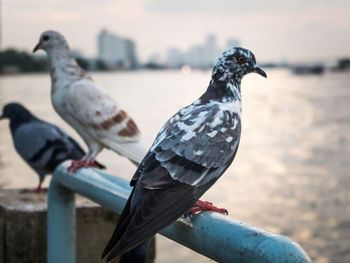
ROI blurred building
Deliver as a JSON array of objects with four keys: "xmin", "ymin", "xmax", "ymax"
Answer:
[
  {"xmin": 97, "ymin": 29, "xmax": 137, "ymax": 69},
  {"xmin": 165, "ymin": 34, "xmax": 240, "ymax": 69},
  {"xmin": 185, "ymin": 46, "xmax": 204, "ymax": 68},
  {"xmin": 202, "ymin": 34, "xmax": 221, "ymax": 67},
  {"xmin": 166, "ymin": 48, "xmax": 184, "ymax": 68}
]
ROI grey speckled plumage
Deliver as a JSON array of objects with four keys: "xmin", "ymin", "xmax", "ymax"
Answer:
[
  {"xmin": 0, "ymin": 102, "xmax": 105, "ymax": 191},
  {"xmin": 102, "ymin": 47, "xmax": 267, "ymax": 262}
]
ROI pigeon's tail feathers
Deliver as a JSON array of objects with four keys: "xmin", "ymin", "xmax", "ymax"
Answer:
[
  {"xmin": 102, "ymin": 188, "xmax": 135, "ymax": 259},
  {"xmin": 104, "ymin": 139, "xmax": 148, "ymax": 166},
  {"xmin": 93, "ymin": 160, "xmax": 106, "ymax": 169},
  {"xmin": 118, "ymin": 240, "xmax": 151, "ymax": 263},
  {"xmin": 67, "ymin": 136, "xmax": 85, "ymax": 157},
  {"xmin": 105, "ymin": 185, "xmax": 199, "ymax": 261}
]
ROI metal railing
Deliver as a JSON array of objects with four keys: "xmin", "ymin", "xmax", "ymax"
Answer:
[{"xmin": 47, "ymin": 161, "xmax": 312, "ymax": 263}]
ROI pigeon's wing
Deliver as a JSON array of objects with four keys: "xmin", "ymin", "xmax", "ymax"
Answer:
[
  {"xmin": 64, "ymin": 79, "xmax": 147, "ymax": 163},
  {"xmin": 145, "ymin": 102, "xmax": 241, "ymax": 187},
  {"xmin": 65, "ymin": 79, "xmax": 140, "ymax": 143},
  {"xmin": 103, "ymin": 102, "xmax": 241, "ymax": 260},
  {"xmin": 13, "ymin": 121, "xmax": 76, "ymax": 174}
]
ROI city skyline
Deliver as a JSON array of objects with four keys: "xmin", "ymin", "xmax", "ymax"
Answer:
[
  {"xmin": 69, "ymin": 30, "xmax": 241, "ymax": 68},
  {"xmin": 2, "ymin": 0, "xmax": 350, "ymax": 63},
  {"xmin": 164, "ymin": 34, "xmax": 240, "ymax": 68},
  {"xmin": 97, "ymin": 29, "xmax": 137, "ymax": 69}
]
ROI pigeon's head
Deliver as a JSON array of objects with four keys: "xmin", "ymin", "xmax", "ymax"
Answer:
[
  {"xmin": 33, "ymin": 30, "xmax": 68, "ymax": 53},
  {"xmin": 0, "ymin": 103, "xmax": 31, "ymax": 121},
  {"xmin": 212, "ymin": 47, "xmax": 267, "ymax": 83}
]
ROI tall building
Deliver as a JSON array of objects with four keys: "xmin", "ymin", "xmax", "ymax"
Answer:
[
  {"xmin": 185, "ymin": 46, "xmax": 204, "ymax": 68},
  {"xmin": 124, "ymin": 39, "xmax": 137, "ymax": 69},
  {"xmin": 97, "ymin": 29, "xmax": 137, "ymax": 69},
  {"xmin": 166, "ymin": 48, "xmax": 184, "ymax": 68},
  {"xmin": 203, "ymin": 34, "xmax": 221, "ymax": 67}
]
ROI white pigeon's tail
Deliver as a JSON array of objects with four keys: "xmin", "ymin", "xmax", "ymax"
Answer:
[{"xmin": 104, "ymin": 139, "xmax": 148, "ymax": 166}]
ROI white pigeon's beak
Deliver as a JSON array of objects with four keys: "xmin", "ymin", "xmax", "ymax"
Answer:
[{"xmin": 33, "ymin": 42, "xmax": 42, "ymax": 53}]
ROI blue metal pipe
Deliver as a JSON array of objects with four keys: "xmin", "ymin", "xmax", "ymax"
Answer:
[
  {"xmin": 162, "ymin": 214, "xmax": 311, "ymax": 263},
  {"xmin": 47, "ymin": 161, "xmax": 312, "ymax": 263},
  {"xmin": 47, "ymin": 178, "xmax": 75, "ymax": 263}
]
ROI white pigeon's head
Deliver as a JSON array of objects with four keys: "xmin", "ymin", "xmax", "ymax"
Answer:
[{"xmin": 33, "ymin": 30, "xmax": 68, "ymax": 53}]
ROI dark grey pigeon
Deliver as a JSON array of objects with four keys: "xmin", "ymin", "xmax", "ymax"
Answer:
[
  {"xmin": 0, "ymin": 102, "xmax": 105, "ymax": 192},
  {"xmin": 102, "ymin": 47, "xmax": 267, "ymax": 262}
]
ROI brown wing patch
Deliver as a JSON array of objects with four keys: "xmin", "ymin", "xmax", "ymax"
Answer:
[
  {"xmin": 118, "ymin": 119, "xmax": 140, "ymax": 137},
  {"xmin": 112, "ymin": 110, "xmax": 127, "ymax": 124},
  {"xmin": 90, "ymin": 110, "xmax": 128, "ymax": 130},
  {"xmin": 102, "ymin": 110, "xmax": 128, "ymax": 130}
]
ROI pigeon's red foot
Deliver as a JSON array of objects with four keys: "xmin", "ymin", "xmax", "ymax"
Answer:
[
  {"xmin": 190, "ymin": 200, "xmax": 228, "ymax": 216},
  {"xmin": 21, "ymin": 187, "xmax": 48, "ymax": 194},
  {"xmin": 67, "ymin": 159, "xmax": 99, "ymax": 173}
]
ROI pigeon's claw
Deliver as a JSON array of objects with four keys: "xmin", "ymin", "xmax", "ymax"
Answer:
[
  {"xmin": 189, "ymin": 200, "xmax": 228, "ymax": 216},
  {"xmin": 67, "ymin": 159, "xmax": 99, "ymax": 173},
  {"xmin": 67, "ymin": 160, "xmax": 84, "ymax": 173}
]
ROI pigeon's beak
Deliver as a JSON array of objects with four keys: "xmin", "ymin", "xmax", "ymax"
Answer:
[
  {"xmin": 253, "ymin": 65, "xmax": 267, "ymax": 78},
  {"xmin": 0, "ymin": 114, "xmax": 4, "ymax": 120},
  {"xmin": 33, "ymin": 42, "xmax": 42, "ymax": 53}
]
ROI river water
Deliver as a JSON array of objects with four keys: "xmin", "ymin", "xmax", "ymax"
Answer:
[{"xmin": 0, "ymin": 69, "xmax": 349, "ymax": 263}]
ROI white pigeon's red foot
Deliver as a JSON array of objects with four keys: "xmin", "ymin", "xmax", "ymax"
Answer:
[
  {"xmin": 67, "ymin": 159, "xmax": 99, "ymax": 173},
  {"xmin": 189, "ymin": 200, "xmax": 228, "ymax": 216}
]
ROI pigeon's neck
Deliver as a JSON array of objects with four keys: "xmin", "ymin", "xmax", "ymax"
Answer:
[
  {"xmin": 46, "ymin": 47, "xmax": 89, "ymax": 87},
  {"xmin": 201, "ymin": 66, "xmax": 242, "ymax": 103},
  {"xmin": 9, "ymin": 112, "xmax": 36, "ymax": 134}
]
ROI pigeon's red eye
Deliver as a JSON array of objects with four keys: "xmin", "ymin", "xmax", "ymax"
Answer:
[
  {"xmin": 238, "ymin": 56, "xmax": 246, "ymax": 63},
  {"xmin": 43, "ymin": 35, "xmax": 49, "ymax": 41}
]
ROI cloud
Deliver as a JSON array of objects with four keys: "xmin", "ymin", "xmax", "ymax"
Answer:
[
  {"xmin": 147, "ymin": 0, "xmax": 267, "ymax": 14},
  {"xmin": 51, "ymin": 12, "xmax": 83, "ymax": 22},
  {"xmin": 3, "ymin": 0, "xmax": 350, "ymax": 62},
  {"xmin": 102, "ymin": 0, "xmax": 151, "ymax": 21},
  {"xmin": 147, "ymin": 0, "xmax": 349, "ymax": 15}
]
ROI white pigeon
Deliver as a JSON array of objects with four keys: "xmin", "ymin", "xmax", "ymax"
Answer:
[{"xmin": 33, "ymin": 30, "xmax": 147, "ymax": 172}]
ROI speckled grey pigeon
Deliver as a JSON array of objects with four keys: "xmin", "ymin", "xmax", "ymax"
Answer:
[
  {"xmin": 0, "ymin": 102, "xmax": 105, "ymax": 192},
  {"xmin": 33, "ymin": 30, "xmax": 147, "ymax": 173},
  {"xmin": 102, "ymin": 47, "xmax": 267, "ymax": 262}
]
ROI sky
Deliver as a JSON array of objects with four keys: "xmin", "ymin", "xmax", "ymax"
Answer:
[{"xmin": 1, "ymin": 0, "xmax": 350, "ymax": 63}]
